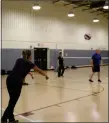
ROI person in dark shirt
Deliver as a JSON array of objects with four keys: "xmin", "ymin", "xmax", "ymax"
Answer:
[
  {"xmin": 22, "ymin": 50, "xmax": 34, "ymax": 86},
  {"xmin": 1, "ymin": 50, "xmax": 49, "ymax": 123},
  {"xmin": 89, "ymin": 49, "xmax": 102, "ymax": 82},
  {"xmin": 23, "ymin": 72, "xmax": 34, "ymax": 85},
  {"xmin": 58, "ymin": 52, "xmax": 65, "ymax": 77}
]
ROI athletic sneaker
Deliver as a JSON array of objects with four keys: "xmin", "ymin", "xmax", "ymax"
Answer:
[
  {"xmin": 89, "ymin": 79, "xmax": 93, "ymax": 82},
  {"xmin": 98, "ymin": 79, "xmax": 102, "ymax": 82}
]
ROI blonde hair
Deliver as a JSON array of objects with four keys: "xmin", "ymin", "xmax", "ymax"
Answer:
[{"xmin": 22, "ymin": 50, "xmax": 31, "ymax": 60}]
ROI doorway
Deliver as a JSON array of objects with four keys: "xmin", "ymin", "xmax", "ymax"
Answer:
[{"xmin": 34, "ymin": 48, "xmax": 48, "ymax": 70}]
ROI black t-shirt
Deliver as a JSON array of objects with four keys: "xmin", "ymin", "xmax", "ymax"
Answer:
[
  {"xmin": 58, "ymin": 56, "xmax": 64, "ymax": 65},
  {"xmin": 9, "ymin": 58, "xmax": 35, "ymax": 81}
]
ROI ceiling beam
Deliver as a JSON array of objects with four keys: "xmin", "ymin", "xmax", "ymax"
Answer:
[
  {"xmin": 52, "ymin": 0, "xmax": 60, "ymax": 3},
  {"xmin": 90, "ymin": 8, "xmax": 103, "ymax": 13},
  {"xmin": 64, "ymin": 0, "xmax": 83, "ymax": 6},
  {"xmin": 90, "ymin": 1, "xmax": 105, "ymax": 9},
  {"xmin": 82, "ymin": 7, "xmax": 91, "ymax": 11},
  {"xmin": 64, "ymin": 2, "xmax": 73, "ymax": 6},
  {"xmin": 97, "ymin": 11, "xmax": 108, "ymax": 15},
  {"xmin": 73, "ymin": 3, "xmax": 90, "ymax": 8}
]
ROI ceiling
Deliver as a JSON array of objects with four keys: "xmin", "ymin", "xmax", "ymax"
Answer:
[
  {"xmin": 2, "ymin": 0, "xmax": 108, "ymax": 19},
  {"xmin": 52, "ymin": 0, "xmax": 109, "ymax": 19}
]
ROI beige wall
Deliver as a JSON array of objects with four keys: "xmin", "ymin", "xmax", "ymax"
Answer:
[{"xmin": 2, "ymin": 1, "xmax": 108, "ymax": 50}]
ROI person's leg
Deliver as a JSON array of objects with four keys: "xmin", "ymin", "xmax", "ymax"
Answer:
[
  {"xmin": 58, "ymin": 65, "xmax": 61, "ymax": 77},
  {"xmin": 89, "ymin": 72, "xmax": 95, "ymax": 82},
  {"xmin": 89, "ymin": 66, "xmax": 95, "ymax": 82},
  {"xmin": 2, "ymin": 84, "xmax": 22, "ymax": 122},
  {"xmin": 97, "ymin": 66, "xmax": 101, "ymax": 82},
  {"xmin": 61, "ymin": 65, "xmax": 65, "ymax": 76},
  {"xmin": 98, "ymin": 72, "xmax": 100, "ymax": 80}
]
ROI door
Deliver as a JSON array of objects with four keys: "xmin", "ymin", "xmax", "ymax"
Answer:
[
  {"xmin": 41, "ymin": 48, "xmax": 47, "ymax": 70},
  {"xmin": 34, "ymin": 48, "xmax": 48, "ymax": 70},
  {"xmin": 34, "ymin": 48, "xmax": 41, "ymax": 68}
]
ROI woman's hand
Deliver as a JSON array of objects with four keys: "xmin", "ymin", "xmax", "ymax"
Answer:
[
  {"xmin": 45, "ymin": 75, "xmax": 49, "ymax": 80},
  {"xmin": 33, "ymin": 66, "xmax": 49, "ymax": 80}
]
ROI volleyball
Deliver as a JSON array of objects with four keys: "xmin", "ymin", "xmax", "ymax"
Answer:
[{"xmin": 84, "ymin": 34, "xmax": 91, "ymax": 40}]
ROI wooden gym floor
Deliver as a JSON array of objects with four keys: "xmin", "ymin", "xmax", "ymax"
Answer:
[{"xmin": 1, "ymin": 66, "xmax": 108, "ymax": 122}]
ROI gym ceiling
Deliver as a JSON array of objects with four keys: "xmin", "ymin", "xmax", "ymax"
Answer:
[
  {"xmin": 2, "ymin": 0, "xmax": 109, "ymax": 19},
  {"xmin": 53, "ymin": 0, "xmax": 109, "ymax": 19}
]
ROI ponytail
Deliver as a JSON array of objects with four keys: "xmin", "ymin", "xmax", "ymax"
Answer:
[
  {"xmin": 22, "ymin": 50, "xmax": 27, "ymax": 59},
  {"xmin": 22, "ymin": 50, "xmax": 31, "ymax": 60}
]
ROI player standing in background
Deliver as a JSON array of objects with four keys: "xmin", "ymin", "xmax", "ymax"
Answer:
[
  {"xmin": 89, "ymin": 49, "xmax": 102, "ymax": 82},
  {"xmin": 57, "ymin": 52, "xmax": 65, "ymax": 77}
]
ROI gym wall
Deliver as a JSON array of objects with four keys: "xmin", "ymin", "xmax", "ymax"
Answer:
[{"xmin": 2, "ymin": 1, "xmax": 108, "ymax": 71}]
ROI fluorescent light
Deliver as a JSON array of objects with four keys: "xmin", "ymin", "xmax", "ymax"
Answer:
[
  {"xmin": 103, "ymin": 5, "xmax": 109, "ymax": 9},
  {"xmin": 93, "ymin": 18, "xmax": 99, "ymax": 23},
  {"xmin": 68, "ymin": 13, "xmax": 75, "ymax": 17},
  {"xmin": 32, "ymin": 5, "xmax": 41, "ymax": 10}
]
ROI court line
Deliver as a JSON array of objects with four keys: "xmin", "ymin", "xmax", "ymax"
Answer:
[
  {"xmin": 24, "ymin": 76, "xmax": 107, "ymax": 92},
  {"xmin": 1, "ymin": 77, "xmax": 107, "ymax": 93},
  {"xmin": 33, "ymin": 82, "xmax": 98, "ymax": 92},
  {"xmin": 1, "ymin": 77, "xmax": 108, "ymax": 90},
  {"xmin": 0, "ymin": 82, "xmax": 99, "ymax": 92},
  {"xmin": 1, "ymin": 79, "xmax": 106, "ymax": 93},
  {"xmin": 19, "ymin": 79, "xmax": 97, "ymax": 92},
  {"xmin": 1, "ymin": 109, "xmax": 38, "ymax": 122},
  {"xmin": 15, "ymin": 85, "xmax": 104, "ymax": 116}
]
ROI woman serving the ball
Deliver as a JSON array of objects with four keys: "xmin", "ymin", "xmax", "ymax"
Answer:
[
  {"xmin": 1, "ymin": 50, "xmax": 49, "ymax": 123},
  {"xmin": 22, "ymin": 50, "xmax": 34, "ymax": 86}
]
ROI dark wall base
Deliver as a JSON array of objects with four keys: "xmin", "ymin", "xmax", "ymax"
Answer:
[{"xmin": 2, "ymin": 49, "xmax": 108, "ymax": 71}]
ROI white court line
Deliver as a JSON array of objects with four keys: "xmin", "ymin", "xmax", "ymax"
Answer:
[{"xmin": 1, "ymin": 108, "xmax": 41, "ymax": 122}]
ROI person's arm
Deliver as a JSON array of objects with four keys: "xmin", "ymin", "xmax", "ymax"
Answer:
[
  {"xmin": 100, "ymin": 55, "xmax": 102, "ymax": 65},
  {"xmin": 57, "ymin": 57, "xmax": 59, "ymax": 66},
  {"xmin": 90, "ymin": 59, "xmax": 93, "ymax": 67},
  {"xmin": 28, "ymin": 72, "xmax": 34, "ymax": 79},
  {"xmin": 33, "ymin": 66, "xmax": 49, "ymax": 79},
  {"xmin": 91, "ymin": 55, "xmax": 94, "ymax": 67}
]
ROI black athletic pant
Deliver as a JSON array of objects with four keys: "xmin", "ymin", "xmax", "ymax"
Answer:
[
  {"xmin": 58, "ymin": 64, "xmax": 65, "ymax": 77},
  {"xmin": 2, "ymin": 76, "xmax": 22, "ymax": 121}
]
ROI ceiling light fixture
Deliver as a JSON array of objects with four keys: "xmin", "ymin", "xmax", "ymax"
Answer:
[
  {"xmin": 32, "ymin": 4, "xmax": 41, "ymax": 10},
  {"xmin": 103, "ymin": 0, "xmax": 109, "ymax": 10},
  {"xmin": 93, "ymin": 18, "xmax": 99, "ymax": 23},
  {"xmin": 68, "ymin": 12, "xmax": 75, "ymax": 17},
  {"xmin": 103, "ymin": 5, "xmax": 109, "ymax": 10}
]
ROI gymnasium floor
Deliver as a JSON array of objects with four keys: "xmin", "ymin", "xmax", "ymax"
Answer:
[{"xmin": 1, "ymin": 66, "xmax": 108, "ymax": 122}]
